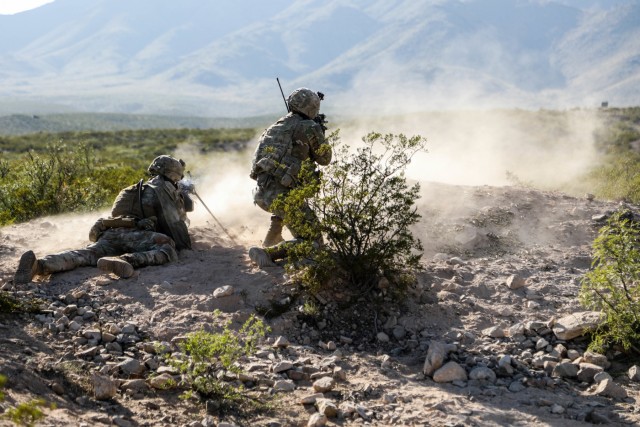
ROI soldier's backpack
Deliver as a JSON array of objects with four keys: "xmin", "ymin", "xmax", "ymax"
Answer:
[
  {"xmin": 110, "ymin": 179, "xmax": 146, "ymax": 219},
  {"xmin": 249, "ymin": 117, "xmax": 301, "ymax": 187}
]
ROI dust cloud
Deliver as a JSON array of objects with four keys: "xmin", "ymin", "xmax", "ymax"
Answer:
[
  {"xmin": 6, "ymin": 104, "xmax": 606, "ymax": 260},
  {"xmin": 335, "ymin": 108, "xmax": 603, "ymax": 189}
]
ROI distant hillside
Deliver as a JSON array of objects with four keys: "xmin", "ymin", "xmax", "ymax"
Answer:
[
  {"xmin": 0, "ymin": 0, "xmax": 638, "ymax": 116},
  {"xmin": 0, "ymin": 112, "xmax": 276, "ymax": 135}
]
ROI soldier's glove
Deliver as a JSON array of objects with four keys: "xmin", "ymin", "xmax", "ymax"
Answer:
[
  {"xmin": 136, "ymin": 216, "xmax": 157, "ymax": 231},
  {"xmin": 178, "ymin": 180, "xmax": 195, "ymax": 195}
]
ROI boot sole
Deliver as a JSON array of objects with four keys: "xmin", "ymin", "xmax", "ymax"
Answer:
[
  {"xmin": 248, "ymin": 247, "xmax": 276, "ymax": 268},
  {"xmin": 97, "ymin": 257, "xmax": 135, "ymax": 278},
  {"xmin": 15, "ymin": 250, "xmax": 37, "ymax": 284}
]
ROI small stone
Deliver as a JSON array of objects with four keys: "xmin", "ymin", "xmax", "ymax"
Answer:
[
  {"xmin": 577, "ymin": 363, "xmax": 604, "ymax": 383},
  {"xmin": 213, "ymin": 285, "xmax": 234, "ymax": 298},
  {"xmin": 535, "ymin": 338, "xmax": 549, "ymax": 351},
  {"xmin": 552, "ymin": 362, "xmax": 578, "ymax": 378},
  {"xmin": 300, "ymin": 393, "xmax": 324, "ymax": 405},
  {"xmin": 508, "ymin": 381, "xmax": 526, "ymax": 393},
  {"xmin": 273, "ymin": 336, "xmax": 289, "ymax": 348},
  {"xmin": 481, "ymin": 326, "xmax": 505, "ymax": 338},
  {"xmin": 307, "ymin": 413, "xmax": 327, "ymax": 427},
  {"xmin": 628, "ymin": 365, "xmax": 640, "ymax": 382},
  {"xmin": 376, "ymin": 332, "xmax": 390, "ymax": 342},
  {"xmin": 273, "ymin": 361, "xmax": 293, "ymax": 373},
  {"xmin": 50, "ymin": 381, "xmax": 65, "ymax": 395},
  {"xmin": 273, "ymin": 380, "xmax": 296, "ymax": 392},
  {"xmin": 593, "ymin": 371, "xmax": 613, "ymax": 383},
  {"xmin": 313, "ymin": 377, "xmax": 335, "ymax": 393},
  {"xmin": 505, "ymin": 274, "xmax": 527, "ymax": 290},
  {"xmin": 93, "ymin": 375, "xmax": 117, "ymax": 400},
  {"xmin": 392, "ymin": 326, "xmax": 406, "ymax": 340},
  {"xmin": 582, "ymin": 351, "xmax": 611, "ymax": 369},
  {"xmin": 552, "ymin": 311, "xmax": 603, "ymax": 340},
  {"xmin": 147, "ymin": 373, "xmax": 176, "ymax": 390},
  {"xmin": 468, "ymin": 366, "xmax": 496, "ymax": 383},
  {"xmin": 118, "ymin": 358, "xmax": 146, "ymax": 376},
  {"xmin": 567, "ymin": 349, "xmax": 580, "ymax": 361},
  {"xmin": 316, "ymin": 398, "xmax": 338, "ymax": 418}
]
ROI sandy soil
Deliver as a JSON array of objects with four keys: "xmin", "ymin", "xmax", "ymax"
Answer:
[{"xmin": 0, "ymin": 181, "xmax": 639, "ymax": 427}]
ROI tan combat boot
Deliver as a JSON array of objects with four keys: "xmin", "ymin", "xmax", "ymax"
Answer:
[
  {"xmin": 14, "ymin": 250, "xmax": 43, "ymax": 284},
  {"xmin": 248, "ymin": 247, "xmax": 276, "ymax": 268},
  {"xmin": 262, "ymin": 216, "xmax": 284, "ymax": 247},
  {"xmin": 97, "ymin": 257, "xmax": 135, "ymax": 278}
]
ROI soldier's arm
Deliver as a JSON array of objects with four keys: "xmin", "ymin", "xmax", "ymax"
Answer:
[{"xmin": 306, "ymin": 122, "xmax": 332, "ymax": 166}]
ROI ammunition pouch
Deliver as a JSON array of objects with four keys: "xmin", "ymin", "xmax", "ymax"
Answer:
[{"xmin": 102, "ymin": 216, "xmax": 138, "ymax": 229}]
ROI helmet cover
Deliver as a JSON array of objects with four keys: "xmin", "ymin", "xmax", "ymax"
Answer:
[
  {"xmin": 287, "ymin": 88, "xmax": 321, "ymax": 119},
  {"xmin": 148, "ymin": 155, "xmax": 185, "ymax": 182}
]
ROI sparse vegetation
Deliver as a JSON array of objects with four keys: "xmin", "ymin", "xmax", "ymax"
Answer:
[
  {"xmin": 167, "ymin": 314, "xmax": 270, "ymax": 413},
  {"xmin": 0, "ymin": 291, "xmax": 42, "ymax": 314},
  {"xmin": 273, "ymin": 131, "xmax": 426, "ymax": 297},
  {"xmin": 0, "ymin": 127, "xmax": 256, "ymax": 226},
  {"xmin": 579, "ymin": 210, "xmax": 640, "ymax": 354},
  {"xmin": 0, "ymin": 374, "xmax": 55, "ymax": 427}
]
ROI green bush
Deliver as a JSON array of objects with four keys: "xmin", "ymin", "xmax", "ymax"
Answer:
[
  {"xmin": 167, "ymin": 314, "xmax": 270, "ymax": 410},
  {"xmin": 274, "ymin": 131, "xmax": 426, "ymax": 295},
  {"xmin": 584, "ymin": 153, "xmax": 640, "ymax": 203},
  {"xmin": 0, "ymin": 375, "xmax": 55, "ymax": 427},
  {"xmin": 0, "ymin": 141, "xmax": 143, "ymax": 225},
  {"xmin": 579, "ymin": 210, "xmax": 640, "ymax": 353}
]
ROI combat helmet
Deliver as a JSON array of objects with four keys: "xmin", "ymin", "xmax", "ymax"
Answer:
[
  {"xmin": 148, "ymin": 155, "xmax": 185, "ymax": 183},
  {"xmin": 287, "ymin": 88, "xmax": 321, "ymax": 119}
]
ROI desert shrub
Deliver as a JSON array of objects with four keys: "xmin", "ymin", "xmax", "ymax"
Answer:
[
  {"xmin": 167, "ymin": 314, "xmax": 270, "ymax": 411},
  {"xmin": 584, "ymin": 153, "xmax": 640, "ymax": 204},
  {"xmin": 273, "ymin": 131, "xmax": 426, "ymax": 295},
  {"xmin": 0, "ymin": 142, "xmax": 143, "ymax": 225},
  {"xmin": 0, "ymin": 375, "xmax": 55, "ymax": 427},
  {"xmin": 579, "ymin": 210, "xmax": 640, "ymax": 353}
]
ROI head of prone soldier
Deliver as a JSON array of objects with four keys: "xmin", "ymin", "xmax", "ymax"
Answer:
[
  {"xmin": 287, "ymin": 88, "xmax": 322, "ymax": 120},
  {"xmin": 148, "ymin": 155, "xmax": 185, "ymax": 185}
]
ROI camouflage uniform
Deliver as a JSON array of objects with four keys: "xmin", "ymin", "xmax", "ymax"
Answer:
[
  {"xmin": 15, "ymin": 155, "xmax": 192, "ymax": 283},
  {"xmin": 35, "ymin": 228, "xmax": 177, "ymax": 276},
  {"xmin": 249, "ymin": 88, "xmax": 332, "ymax": 266}
]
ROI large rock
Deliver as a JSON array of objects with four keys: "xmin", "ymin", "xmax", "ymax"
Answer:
[
  {"xmin": 552, "ymin": 311, "xmax": 603, "ymax": 340},
  {"xmin": 433, "ymin": 362, "xmax": 468, "ymax": 383},
  {"xmin": 582, "ymin": 351, "xmax": 611, "ymax": 369},
  {"xmin": 423, "ymin": 341, "xmax": 447, "ymax": 376},
  {"xmin": 593, "ymin": 378, "xmax": 627, "ymax": 399},
  {"xmin": 577, "ymin": 363, "xmax": 604, "ymax": 383}
]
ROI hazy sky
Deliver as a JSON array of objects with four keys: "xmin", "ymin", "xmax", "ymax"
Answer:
[{"xmin": 0, "ymin": 0, "xmax": 53, "ymax": 15}]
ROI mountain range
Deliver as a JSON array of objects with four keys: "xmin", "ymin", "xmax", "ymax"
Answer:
[{"xmin": 0, "ymin": 0, "xmax": 638, "ymax": 117}]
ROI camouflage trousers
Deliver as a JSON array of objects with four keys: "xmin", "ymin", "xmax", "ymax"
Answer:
[
  {"xmin": 253, "ymin": 173, "xmax": 322, "ymax": 260},
  {"xmin": 39, "ymin": 228, "xmax": 177, "ymax": 274}
]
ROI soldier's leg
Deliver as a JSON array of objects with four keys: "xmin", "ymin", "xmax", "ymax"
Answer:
[
  {"xmin": 15, "ymin": 241, "xmax": 111, "ymax": 284},
  {"xmin": 263, "ymin": 215, "xmax": 284, "ymax": 247},
  {"xmin": 97, "ymin": 231, "xmax": 177, "ymax": 278}
]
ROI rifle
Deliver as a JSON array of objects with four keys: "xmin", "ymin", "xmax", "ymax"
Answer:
[
  {"xmin": 277, "ymin": 77, "xmax": 289, "ymax": 113},
  {"xmin": 179, "ymin": 177, "xmax": 239, "ymax": 246}
]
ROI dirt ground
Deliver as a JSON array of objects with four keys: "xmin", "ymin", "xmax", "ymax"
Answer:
[{"xmin": 1, "ymin": 181, "xmax": 639, "ymax": 426}]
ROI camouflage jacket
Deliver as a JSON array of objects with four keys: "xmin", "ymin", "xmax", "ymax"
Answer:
[{"xmin": 250, "ymin": 113, "xmax": 332, "ymax": 187}]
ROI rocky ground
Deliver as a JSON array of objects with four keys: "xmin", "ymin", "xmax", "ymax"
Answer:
[{"xmin": 1, "ymin": 181, "xmax": 640, "ymax": 427}]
